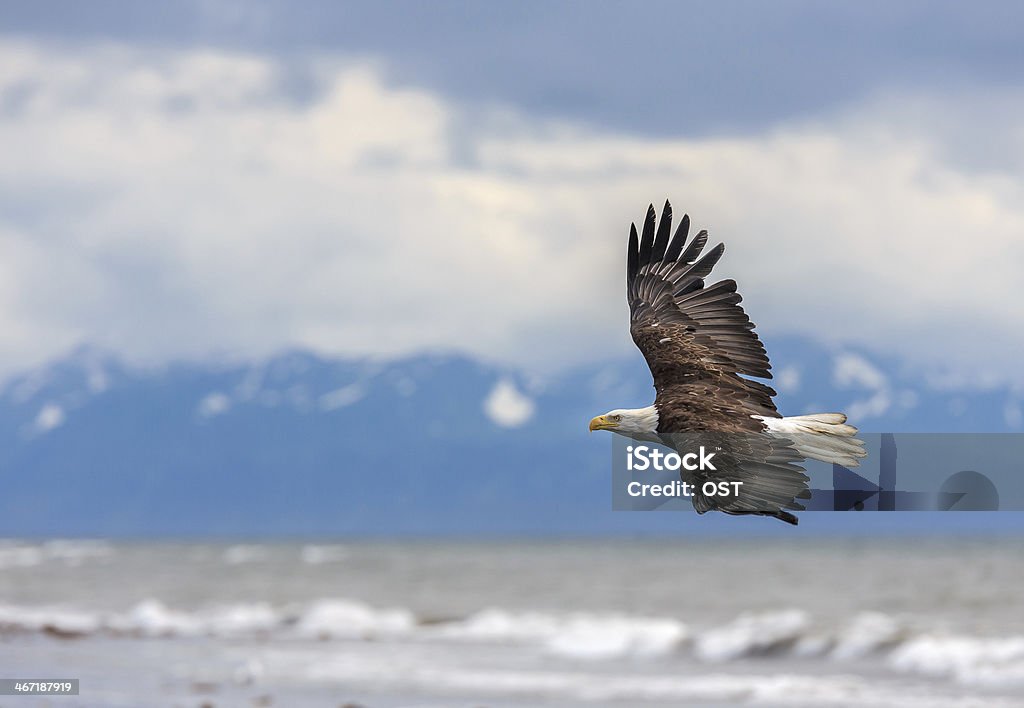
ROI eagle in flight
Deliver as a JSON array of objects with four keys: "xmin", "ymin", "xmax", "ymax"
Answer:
[{"xmin": 589, "ymin": 201, "xmax": 865, "ymax": 524}]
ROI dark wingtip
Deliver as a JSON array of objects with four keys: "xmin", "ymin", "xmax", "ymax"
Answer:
[
  {"xmin": 664, "ymin": 212, "xmax": 690, "ymax": 262},
  {"xmin": 679, "ymin": 228, "xmax": 709, "ymax": 264},
  {"xmin": 651, "ymin": 200, "xmax": 672, "ymax": 263},
  {"xmin": 627, "ymin": 222, "xmax": 639, "ymax": 282},
  {"xmin": 691, "ymin": 242, "xmax": 725, "ymax": 277},
  {"xmin": 637, "ymin": 204, "xmax": 656, "ymax": 269}
]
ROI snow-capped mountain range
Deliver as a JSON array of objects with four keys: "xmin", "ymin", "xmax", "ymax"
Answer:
[{"xmin": 0, "ymin": 337, "xmax": 1019, "ymax": 535}]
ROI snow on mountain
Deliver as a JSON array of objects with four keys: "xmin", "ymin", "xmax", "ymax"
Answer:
[{"xmin": 0, "ymin": 336, "xmax": 1019, "ymax": 535}]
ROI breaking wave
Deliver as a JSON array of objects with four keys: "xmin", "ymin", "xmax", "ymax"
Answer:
[
  {"xmin": 889, "ymin": 634, "xmax": 1024, "ymax": 687},
  {"xmin": 0, "ymin": 598, "xmax": 1021, "ymax": 685},
  {"xmin": 436, "ymin": 608, "xmax": 688, "ymax": 659}
]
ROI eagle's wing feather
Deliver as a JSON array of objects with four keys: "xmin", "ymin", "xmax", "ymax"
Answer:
[
  {"xmin": 627, "ymin": 202, "xmax": 778, "ymax": 428},
  {"xmin": 624, "ymin": 201, "xmax": 811, "ymax": 524},
  {"xmin": 666, "ymin": 430, "xmax": 810, "ymax": 525}
]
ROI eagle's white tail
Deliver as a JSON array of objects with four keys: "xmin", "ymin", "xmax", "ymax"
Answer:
[{"xmin": 756, "ymin": 413, "xmax": 867, "ymax": 467}]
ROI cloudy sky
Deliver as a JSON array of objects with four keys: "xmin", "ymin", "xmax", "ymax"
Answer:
[{"xmin": 1, "ymin": 1, "xmax": 1022, "ymax": 388}]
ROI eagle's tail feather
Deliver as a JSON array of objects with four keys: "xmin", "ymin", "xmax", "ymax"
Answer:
[{"xmin": 757, "ymin": 414, "xmax": 867, "ymax": 468}]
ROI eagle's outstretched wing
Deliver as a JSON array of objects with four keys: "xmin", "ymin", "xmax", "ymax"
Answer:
[
  {"xmin": 627, "ymin": 201, "xmax": 778, "ymax": 431},
  {"xmin": 625, "ymin": 201, "xmax": 809, "ymax": 524}
]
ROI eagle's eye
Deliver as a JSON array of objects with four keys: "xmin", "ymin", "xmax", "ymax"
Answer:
[{"xmin": 611, "ymin": 414, "xmax": 622, "ymax": 422}]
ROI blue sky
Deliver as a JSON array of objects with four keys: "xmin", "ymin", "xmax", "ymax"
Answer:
[
  {"xmin": 6, "ymin": 1, "xmax": 1024, "ymax": 135},
  {"xmin": 0, "ymin": 1, "xmax": 1022, "ymax": 391}
]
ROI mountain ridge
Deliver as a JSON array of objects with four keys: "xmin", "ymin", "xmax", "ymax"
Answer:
[{"xmin": 0, "ymin": 336, "xmax": 1018, "ymax": 535}]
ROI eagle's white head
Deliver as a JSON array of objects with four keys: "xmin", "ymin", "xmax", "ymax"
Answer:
[{"xmin": 589, "ymin": 405, "xmax": 659, "ymax": 435}]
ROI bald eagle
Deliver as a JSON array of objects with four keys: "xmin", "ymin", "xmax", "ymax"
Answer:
[{"xmin": 589, "ymin": 202, "xmax": 865, "ymax": 524}]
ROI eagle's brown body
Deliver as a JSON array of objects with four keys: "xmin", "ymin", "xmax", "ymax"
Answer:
[{"xmin": 591, "ymin": 201, "xmax": 864, "ymax": 524}]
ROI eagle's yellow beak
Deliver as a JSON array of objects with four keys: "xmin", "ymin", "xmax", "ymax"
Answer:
[{"xmin": 589, "ymin": 415, "xmax": 616, "ymax": 432}]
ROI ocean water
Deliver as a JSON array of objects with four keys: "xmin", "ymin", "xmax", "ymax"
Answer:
[{"xmin": 0, "ymin": 537, "xmax": 1023, "ymax": 707}]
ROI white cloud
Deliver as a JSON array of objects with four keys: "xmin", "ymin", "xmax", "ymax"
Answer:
[
  {"xmin": 776, "ymin": 365, "xmax": 801, "ymax": 393},
  {"xmin": 832, "ymin": 351, "xmax": 919, "ymax": 422},
  {"xmin": 833, "ymin": 353, "xmax": 888, "ymax": 391},
  {"xmin": 834, "ymin": 352, "xmax": 892, "ymax": 419},
  {"xmin": 34, "ymin": 403, "xmax": 65, "ymax": 432},
  {"xmin": 86, "ymin": 368, "xmax": 109, "ymax": 393},
  {"xmin": 319, "ymin": 383, "xmax": 366, "ymax": 411},
  {"xmin": 483, "ymin": 379, "xmax": 535, "ymax": 428},
  {"xmin": 197, "ymin": 392, "xmax": 231, "ymax": 417},
  {"xmin": 846, "ymin": 391, "xmax": 893, "ymax": 422},
  {"xmin": 0, "ymin": 40, "xmax": 1023, "ymax": 387}
]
